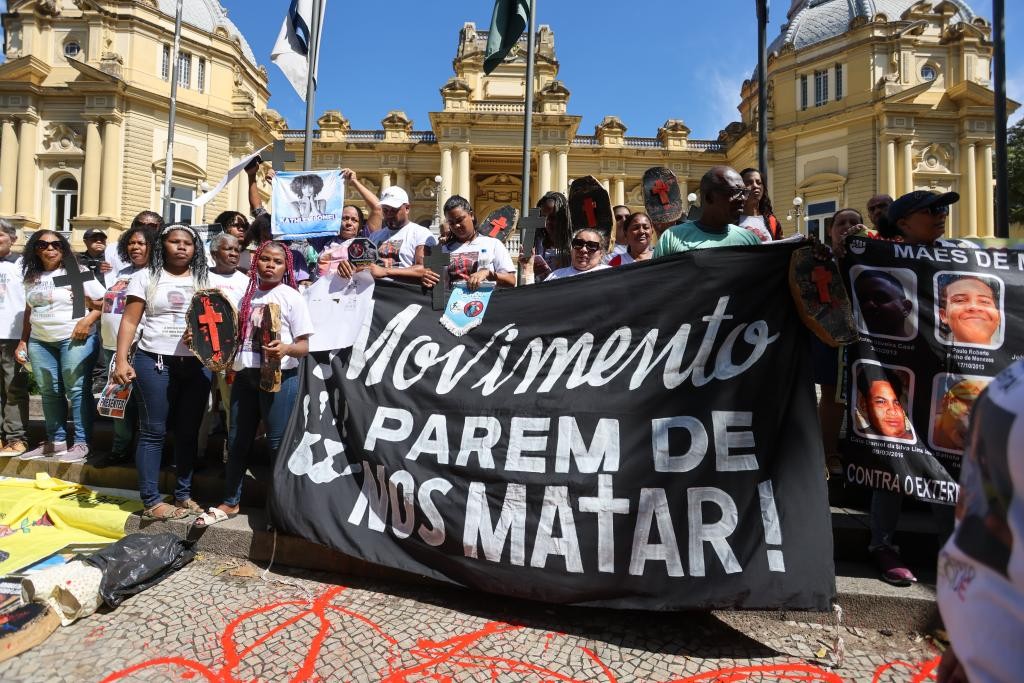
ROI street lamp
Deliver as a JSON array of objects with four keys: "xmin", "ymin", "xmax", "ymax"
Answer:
[
  {"xmin": 788, "ymin": 196, "xmax": 804, "ymax": 231},
  {"xmin": 432, "ymin": 174, "xmax": 444, "ymax": 235},
  {"xmin": 686, "ymin": 192, "xmax": 698, "ymax": 204}
]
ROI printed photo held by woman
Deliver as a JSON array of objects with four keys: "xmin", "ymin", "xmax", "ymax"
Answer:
[
  {"xmin": 16, "ymin": 230, "xmax": 105, "ymax": 462},
  {"xmin": 111, "ymin": 224, "xmax": 212, "ymax": 521},
  {"xmin": 194, "ymin": 241, "xmax": 313, "ymax": 527},
  {"xmin": 544, "ymin": 229, "xmax": 611, "ymax": 281},
  {"xmin": 419, "ymin": 195, "xmax": 516, "ymax": 293},
  {"xmin": 607, "ymin": 212, "xmax": 655, "ymax": 267},
  {"xmin": 98, "ymin": 223, "xmax": 153, "ymax": 465},
  {"xmin": 311, "ymin": 168, "xmax": 384, "ymax": 271}
]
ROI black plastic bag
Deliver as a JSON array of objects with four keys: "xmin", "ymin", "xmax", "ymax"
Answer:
[{"xmin": 82, "ymin": 533, "xmax": 196, "ymax": 607}]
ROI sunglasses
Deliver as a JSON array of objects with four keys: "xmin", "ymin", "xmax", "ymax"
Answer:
[
  {"xmin": 914, "ymin": 205, "xmax": 949, "ymax": 217},
  {"xmin": 34, "ymin": 240, "xmax": 63, "ymax": 251},
  {"xmin": 713, "ymin": 187, "xmax": 750, "ymax": 201},
  {"xmin": 571, "ymin": 238, "xmax": 601, "ymax": 253}
]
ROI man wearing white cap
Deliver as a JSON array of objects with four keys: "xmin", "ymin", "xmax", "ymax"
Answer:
[{"xmin": 365, "ymin": 186, "xmax": 437, "ymax": 283}]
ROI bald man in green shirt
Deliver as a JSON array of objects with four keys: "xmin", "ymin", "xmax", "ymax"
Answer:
[{"xmin": 653, "ymin": 166, "xmax": 760, "ymax": 256}]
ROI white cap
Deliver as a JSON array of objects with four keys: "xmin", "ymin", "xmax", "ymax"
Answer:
[{"xmin": 379, "ymin": 186, "xmax": 410, "ymax": 208}]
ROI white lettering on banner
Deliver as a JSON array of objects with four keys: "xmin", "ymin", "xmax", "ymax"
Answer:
[
  {"xmin": 757, "ymin": 480, "xmax": 786, "ymax": 572},
  {"xmin": 651, "ymin": 416, "xmax": 708, "ymax": 473},
  {"xmin": 406, "ymin": 414, "xmax": 450, "ymax": 464},
  {"xmin": 417, "ymin": 477, "xmax": 453, "ymax": 546},
  {"xmin": 893, "ymin": 244, "xmax": 970, "ymax": 265},
  {"xmin": 578, "ymin": 474, "xmax": 630, "ymax": 573},
  {"xmin": 364, "ymin": 407, "xmax": 413, "ymax": 451},
  {"xmin": 388, "ymin": 469, "xmax": 416, "ymax": 539},
  {"xmin": 348, "ymin": 463, "xmax": 390, "ymax": 532},
  {"xmin": 687, "ymin": 487, "xmax": 742, "ymax": 577},
  {"xmin": 554, "ymin": 417, "xmax": 620, "ymax": 474},
  {"xmin": 506, "ymin": 418, "xmax": 550, "ymax": 473},
  {"xmin": 652, "ymin": 412, "xmax": 757, "ymax": 473},
  {"xmin": 346, "ymin": 296, "xmax": 779, "ymax": 397},
  {"xmin": 712, "ymin": 412, "xmax": 758, "ymax": 472},
  {"xmin": 455, "ymin": 417, "xmax": 501, "ymax": 468},
  {"xmin": 629, "ymin": 488, "xmax": 685, "ymax": 577},
  {"xmin": 464, "ymin": 482, "xmax": 527, "ymax": 565},
  {"xmin": 530, "ymin": 486, "xmax": 583, "ymax": 573}
]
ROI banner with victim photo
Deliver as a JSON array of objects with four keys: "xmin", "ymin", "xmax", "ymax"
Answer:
[
  {"xmin": 271, "ymin": 170, "xmax": 344, "ymax": 239},
  {"xmin": 270, "ymin": 243, "xmax": 836, "ymax": 611},
  {"xmin": 841, "ymin": 237, "xmax": 1024, "ymax": 504}
]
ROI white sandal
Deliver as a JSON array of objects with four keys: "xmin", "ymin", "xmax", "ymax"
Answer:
[{"xmin": 193, "ymin": 507, "xmax": 237, "ymax": 527}]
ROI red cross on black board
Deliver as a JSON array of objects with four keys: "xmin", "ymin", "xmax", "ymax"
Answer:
[
  {"xmin": 811, "ymin": 266, "xmax": 835, "ymax": 307},
  {"xmin": 651, "ymin": 180, "xmax": 671, "ymax": 205},
  {"xmin": 198, "ymin": 297, "xmax": 224, "ymax": 360},
  {"xmin": 582, "ymin": 198, "xmax": 598, "ymax": 228},
  {"xmin": 52, "ymin": 254, "xmax": 97, "ymax": 318},
  {"xmin": 487, "ymin": 216, "xmax": 508, "ymax": 238}
]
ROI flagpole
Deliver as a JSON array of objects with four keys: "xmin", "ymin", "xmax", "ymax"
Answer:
[
  {"xmin": 756, "ymin": 0, "xmax": 768, "ymax": 180},
  {"xmin": 161, "ymin": 0, "xmax": 184, "ymax": 222},
  {"xmin": 519, "ymin": 0, "xmax": 537, "ymax": 218},
  {"xmin": 993, "ymin": 0, "xmax": 1008, "ymax": 238},
  {"xmin": 303, "ymin": 0, "xmax": 324, "ymax": 171}
]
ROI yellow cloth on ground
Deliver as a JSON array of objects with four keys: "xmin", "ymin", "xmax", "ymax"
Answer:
[{"xmin": 0, "ymin": 474, "xmax": 142, "ymax": 576}]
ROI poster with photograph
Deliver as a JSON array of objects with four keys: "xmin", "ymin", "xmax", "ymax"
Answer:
[
  {"xmin": 271, "ymin": 170, "xmax": 344, "ymax": 239},
  {"xmin": 841, "ymin": 238, "xmax": 1024, "ymax": 504}
]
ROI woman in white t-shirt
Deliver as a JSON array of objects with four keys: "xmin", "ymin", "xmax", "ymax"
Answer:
[
  {"xmin": 15, "ymin": 230, "xmax": 105, "ymax": 462},
  {"xmin": 420, "ymin": 195, "xmax": 517, "ymax": 292},
  {"xmin": 111, "ymin": 224, "xmax": 212, "ymax": 521},
  {"xmin": 194, "ymin": 241, "xmax": 313, "ymax": 527},
  {"xmin": 607, "ymin": 212, "xmax": 655, "ymax": 268},
  {"xmin": 544, "ymin": 229, "xmax": 612, "ymax": 281},
  {"xmin": 99, "ymin": 224, "xmax": 153, "ymax": 464}
]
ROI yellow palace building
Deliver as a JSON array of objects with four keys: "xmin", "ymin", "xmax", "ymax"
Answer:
[{"xmin": 0, "ymin": 0, "xmax": 1013, "ymax": 247}]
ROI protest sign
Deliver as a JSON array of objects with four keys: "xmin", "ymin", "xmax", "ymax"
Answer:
[
  {"xmin": 841, "ymin": 238, "xmax": 1024, "ymax": 504},
  {"xmin": 271, "ymin": 245, "xmax": 835, "ymax": 610},
  {"xmin": 271, "ymin": 170, "xmax": 344, "ymax": 239}
]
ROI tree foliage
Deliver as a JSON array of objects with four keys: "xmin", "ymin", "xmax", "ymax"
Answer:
[{"xmin": 1009, "ymin": 119, "xmax": 1024, "ymax": 224}]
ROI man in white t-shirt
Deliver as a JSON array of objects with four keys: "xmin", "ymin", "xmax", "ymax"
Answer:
[
  {"xmin": 0, "ymin": 220, "xmax": 28, "ymax": 456},
  {"xmin": 363, "ymin": 186, "xmax": 437, "ymax": 284}
]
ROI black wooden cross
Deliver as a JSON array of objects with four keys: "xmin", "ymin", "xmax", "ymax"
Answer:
[
  {"xmin": 52, "ymin": 253, "xmax": 97, "ymax": 318},
  {"xmin": 423, "ymin": 245, "xmax": 451, "ymax": 311},
  {"xmin": 515, "ymin": 208, "xmax": 545, "ymax": 284},
  {"xmin": 264, "ymin": 139, "xmax": 296, "ymax": 172}
]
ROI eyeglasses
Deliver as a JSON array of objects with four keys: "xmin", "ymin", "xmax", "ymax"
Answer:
[
  {"xmin": 914, "ymin": 205, "xmax": 949, "ymax": 217},
  {"xmin": 571, "ymin": 238, "xmax": 601, "ymax": 253},
  {"xmin": 34, "ymin": 240, "xmax": 63, "ymax": 251}
]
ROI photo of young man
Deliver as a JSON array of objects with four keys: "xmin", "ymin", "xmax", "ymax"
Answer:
[
  {"xmin": 853, "ymin": 361, "xmax": 917, "ymax": 443},
  {"xmin": 851, "ymin": 267, "xmax": 918, "ymax": 341},
  {"xmin": 935, "ymin": 273, "xmax": 1004, "ymax": 349},
  {"xmin": 929, "ymin": 373, "xmax": 992, "ymax": 454}
]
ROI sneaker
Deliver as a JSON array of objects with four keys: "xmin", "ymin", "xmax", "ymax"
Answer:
[
  {"xmin": 56, "ymin": 444, "xmax": 89, "ymax": 464},
  {"xmin": 17, "ymin": 441, "xmax": 68, "ymax": 460},
  {"xmin": 0, "ymin": 441, "xmax": 27, "ymax": 457},
  {"xmin": 871, "ymin": 546, "xmax": 917, "ymax": 586}
]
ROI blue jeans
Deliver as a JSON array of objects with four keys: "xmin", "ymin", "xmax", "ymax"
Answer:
[
  {"xmin": 27, "ymin": 335, "xmax": 99, "ymax": 445},
  {"xmin": 103, "ymin": 349, "xmax": 138, "ymax": 455},
  {"xmin": 132, "ymin": 351, "xmax": 211, "ymax": 508},
  {"xmin": 223, "ymin": 367, "xmax": 298, "ymax": 507}
]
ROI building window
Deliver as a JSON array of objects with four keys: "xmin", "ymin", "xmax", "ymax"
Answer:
[
  {"xmin": 814, "ymin": 70, "xmax": 829, "ymax": 106},
  {"xmin": 921, "ymin": 64, "xmax": 937, "ymax": 82},
  {"xmin": 64, "ymin": 41, "xmax": 82, "ymax": 59},
  {"xmin": 805, "ymin": 199, "xmax": 837, "ymax": 242},
  {"xmin": 161, "ymin": 45, "xmax": 170, "ymax": 80},
  {"xmin": 834, "ymin": 63, "xmax": 843, "ymax": 100},
  {"xmin": 168, "ymin": 184, "xmax": 194, "ymax": 224},
  {"xmin": 177, "ymin": 51, "xmax": 192, "ymax": 88},
  {"xmin": 52, "ymin": 177, "xmax": 79, "ymax": 231},
  {"xmin": 197, "ymin": 58, "xmax": 206, "ymax": 93},
  {"xmin": 800, "ymin": 75, "xmax": 808, "ymax": 110}
]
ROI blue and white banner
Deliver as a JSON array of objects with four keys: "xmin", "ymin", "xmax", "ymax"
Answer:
[
  {"xmin": 271, "ymin": 170, "xmax": 344, "ymax": 240},
  {"xmin": 440, "ymin": 282, "xmax": 495, "ymax": 337}
]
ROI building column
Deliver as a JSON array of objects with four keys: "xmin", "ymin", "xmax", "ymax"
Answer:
[
  {"xmin": 99, "ymin": 118, "xmax": 122, "ymax": 219},
  {"xmin": 81, "ymin": 119, "xmax": 102, "ymax": 217},
  {"xmin": 0, "ymin": 118, "xmax": 18, "ymax": 216},
  {"xmin": 556, "ymin": 149, "xmax": 568, "ymax": 195},
  {"xmin": 235, "ymin": 161, "xmax": 249, "ymax": 210},
  {"xmin": 457, "ymin": 146, "xmax": 470, "ymax": 199},
  {"xmin": 600, "ymin": 177, "xmax": 610, "ymax": 194},
  {"xmin": 885, "ymin": 139, "xmax": 896, "ymax": 198},
  {"xmin": 381, "ymin": 171, "xmax": 392, "ymax": 191},
  {"xmin": 981, "ymin": 144, "xmax": 994, "ymax": 238},
  {"xmin": 396, "ymin": 168, "xmax": 407, "ymax": 191},
  {"xmin": 440, "ymin": 146, "xmax": 453, "ymax": 202},
  {"xmin": 901, "ymin": 140, "xmax": 914, "ymax": 194},
  {"xmin": 614, "ymin": 177, "xmax": 625, "ymax": 206},
  {"xmin": 680, "ymin": 179, "xmax": 689, "ymax": 213},
  {"xmin": 538, "ymin": 149, "xmax": 551, "ymax": 196},
  {"xmin": 963, "ymin": 142, "xmax": 978, "ymax": 237},
  {"xmin": 14, "ymin": 117, "xmax": 37, "ymax": 219}
]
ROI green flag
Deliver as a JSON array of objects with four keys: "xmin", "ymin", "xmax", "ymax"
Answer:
[{"xmin": 483, "ymin": 0, "xmax": 530, "ymax": 75}]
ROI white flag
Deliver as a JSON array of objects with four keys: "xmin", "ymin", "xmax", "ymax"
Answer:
[{"xmin": 271, "ymin": 0, "xmax": 326, "ymax": 101}]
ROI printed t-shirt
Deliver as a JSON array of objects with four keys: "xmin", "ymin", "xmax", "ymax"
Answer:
[
  {"xmin": 125, "ymin": 269, "xmax": 195, "ymax": 356},
  {"xmin": 368, "ymin": 222, "xmax": 437, "ymax": 269},
  {"xmin": 738, "ymin": 215, "xmax": 773, "ymax": 242},
  {"xmin": 24, "ymin": 267, "xmax": 105, "ymax": 343},
  {"xmin": 101, "ymin": 266, "xmax": 143, "ymax": 350},
  {"xmin": 653, "ymin": 221, "xmax": 760, "ymax": 257},
  {"xmin": 544, "ymin": 264, "xmax": 611, "ymax": 281},
  {"xmin": 442, "ymin": 234, "xmax": 515, "ymax": 283},
  {"xmin": 607, "ymin": 251, "xmax": 636, "ymax": 267},
  {"xmin": 0, "ymin": 257, "xmax": 26, "ymax": 340},
  {"xmin": 234, "ymin": 284, "xmax": 314, "ymax": 372},
  {"xmin": 208, "ymin": 270, "xmax": 250, "ymax": 308}
]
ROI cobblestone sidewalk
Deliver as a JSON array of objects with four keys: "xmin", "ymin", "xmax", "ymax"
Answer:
[{"xmin": 0, "ymin": 553, "xmax": 942, "ymax": 682}]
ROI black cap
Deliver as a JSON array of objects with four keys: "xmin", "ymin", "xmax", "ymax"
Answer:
[
  {"xmin": 886, "ymin": 190, "xmax": 960, "ymax": 224},
  {"xmin": 83, "ymin": 228, "xmax": 107, "ymax": 240}
]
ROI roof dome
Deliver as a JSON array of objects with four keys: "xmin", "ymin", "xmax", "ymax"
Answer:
[
  {"xmin": 156, "ymin": 0, "xmax": 258, "ymax": 67},
  {"xmin": 771, "ymin": 0, "xmax": 977, "ymax": 52}
]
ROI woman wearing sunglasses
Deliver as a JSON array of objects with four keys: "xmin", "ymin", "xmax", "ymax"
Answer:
[
  {"xmin": 15, "ymin": 230, "xmax": 105, "ymax": 462},
  {"xmin": 544, "ymin": 229, "xmax": 611, "ymax": 281}
]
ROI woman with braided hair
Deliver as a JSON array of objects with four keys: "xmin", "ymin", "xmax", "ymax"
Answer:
[
  {"xmin": 194, "ymin": 241, "xmax": 312, "ymax": 527},
  {"xmin": 112, "ymin": 224, "xmax": 212, "ymax": 520},
  {"xmin": 738, "ymin": 168, "xmax": 783, "ymax": 242}
]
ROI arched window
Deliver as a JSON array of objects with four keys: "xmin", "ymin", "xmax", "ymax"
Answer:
[{"xmin": 52, "ymin": 177, "xmax": 79, "ymax": 231}]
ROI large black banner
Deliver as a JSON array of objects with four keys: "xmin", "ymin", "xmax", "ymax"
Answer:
[
  {"xmin": 841, "ymin": 238, "xmax": 1024, "ymax": 504},
  {"xmin": 270, "ymin": 244, "xmax": 835, "ymax": 610}
]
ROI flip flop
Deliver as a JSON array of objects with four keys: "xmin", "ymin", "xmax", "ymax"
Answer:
[
  {"xmin": 194, "ymin": 507, "xmax": 238, "ymax": 528},
  {"xmin": 175, "ymin": 498, "xmax": 204, "ymax": 515},
  {"xmin": 141, "ymin": 503, "xmax": 190, "ymax": 521}
]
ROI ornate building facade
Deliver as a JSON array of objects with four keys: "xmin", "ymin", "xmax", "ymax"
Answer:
[{"xmin": 0, "ymin": 0, "xmax": 274, "ymax": 247}]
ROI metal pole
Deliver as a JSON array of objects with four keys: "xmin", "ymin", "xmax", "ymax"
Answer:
[
  {"xmin": 161, "ymin": 0, "xmax": 184, "ymax": 222},
  {"xmin": 303, "ymin": 0, "xmax": 324, "ymax": 171},
  {"xmin": 993, "ymin": 0, "xmax": 1008, "ymax": 237},
  {"xmin": 756, "ymin": 0, "xmax": 769, "ymax": 179},
  {"xmin": 519, "ymin": 0, "xmax": 537, "ymax": 218}
]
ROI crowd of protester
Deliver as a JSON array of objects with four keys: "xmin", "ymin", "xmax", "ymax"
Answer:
[{"xmin": 0, "ymin": 161, "xmax": 1018, "ymax": 649}]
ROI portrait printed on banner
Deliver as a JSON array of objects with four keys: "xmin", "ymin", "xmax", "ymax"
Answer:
[
  {"xmin": 272, "ymin": 170, "xmax": 343, "ymax": 239},
  {"xmin": 850, "ymin": 265, "xmax": 919, "ymax": 342},
  {"xmin": 933, "ymin": 272, "xmax": 1005, "ymax": 350},
  {"xmin": 851, "ymin": 360, "xmax": 917, "ymax": 444},
  {"xmin": 928, "ymin": 372, "xmax": 993, "ymax": 455}
]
